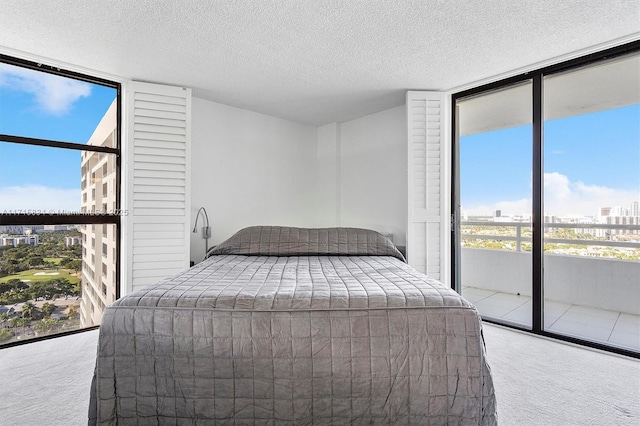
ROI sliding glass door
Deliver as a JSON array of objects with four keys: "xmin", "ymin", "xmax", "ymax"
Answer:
[
  {"xmin": 542, "ymin": 54, "xmax": 640, "ymax": 351},
  {"xmin": 455, "ymin": 82, "xmax": 533, "ymax": 328},
  {"xmin": 452, "ymin": 42, "xmax": 640, "ymax": 356}
]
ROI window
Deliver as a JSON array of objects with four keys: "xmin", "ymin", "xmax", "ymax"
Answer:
[
  {"xmin": 452, "ymin": 41, "xmax": 640, "ymax": 357},
  {"xmin": 0, "ymin": 55, "xmax": 120, "ymax": 347}
]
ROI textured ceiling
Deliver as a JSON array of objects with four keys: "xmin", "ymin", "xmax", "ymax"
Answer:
[{"xmin": 0, "ymin": 0, "xmax": 638, "ymax": 126}]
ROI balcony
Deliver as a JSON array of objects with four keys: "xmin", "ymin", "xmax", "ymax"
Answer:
[{"xmin": 460, "ymin": 221, "xmax": 640, "ymax": 352}]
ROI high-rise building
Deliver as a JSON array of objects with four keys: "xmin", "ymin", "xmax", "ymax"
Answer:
[{"xmin": 80, "ymin": 100, "xmax": 117, "ymax": 327}]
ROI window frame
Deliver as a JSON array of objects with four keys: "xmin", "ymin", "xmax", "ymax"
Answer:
[
  {"xmin": 0, "ymin": 54, "xmax": 122, "ymax": 349},
  {"xmin": 451, "ymin": 40, "xmax": 640, "ymax": 359}
]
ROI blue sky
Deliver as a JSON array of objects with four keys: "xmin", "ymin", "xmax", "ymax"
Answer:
[
  {"xmin": 0, "ymin": 63, "xmax": 116, "ymax": 211},
  {"xmin": 0, "ymin": 61, "xmax": 638, "ymax": 216},
  {"xmin": 461, "ymin": 104, "xmax": 640, "ymax": 217}
]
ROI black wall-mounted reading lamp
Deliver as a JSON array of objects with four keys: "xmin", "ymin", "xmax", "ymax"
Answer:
[{"xmin": 193, "ymin": 207, "xmax": 211, "ymax": 254}]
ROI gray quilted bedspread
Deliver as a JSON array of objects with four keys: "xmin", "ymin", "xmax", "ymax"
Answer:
[{"xmin": 89, "ymin": 227, "xmax": 497, "ymax": 425}]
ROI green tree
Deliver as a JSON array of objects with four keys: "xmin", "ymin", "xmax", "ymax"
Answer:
[
  {"xmin": 28, "ymin": 281, "xmax": 59, "ymax": 301},
  {"xmin": 0, "ymin": 312, "xmax": 9, "ymax": 328},
  {"xmin": 21, "ymin": 301, "xmax": 37, "ymax": 319},
  {"xmin": 0, "ymin": 279, "xmax": 28, "ymax": 295},
  {"xmin": 0, "ymin": 328, "xmax": 12, "ymax": 342},
  {"xmin": 28, "ymin": 256, "xmax": 44, "ymax": 267},
  {"xmin": 67, "ymin": 259, "xmax": 82, "ymax": 273},
  {"xmin": 41, "ymin": 302, "xmax": 56, "ymax": 317},
  {"xmin": 34, "ymin": 318, "xmax": 58, "ymax": 335}
]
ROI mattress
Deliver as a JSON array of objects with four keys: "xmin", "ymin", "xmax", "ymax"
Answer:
[{"xmin": 89, "ymin": 226, "xmax": 497, "ymax": 425}]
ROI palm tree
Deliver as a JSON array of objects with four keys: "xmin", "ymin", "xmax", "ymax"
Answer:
[
  {"xmin": 21, "ymin": 301, "xmax": 36, "ymax": 319},
  {"xmin": 41, "ymin": 302, "xmax": 56, "ymax": 317},
  {"xmin": 0, "ymin": 312, "xmax": 9, "ymax": 329}
]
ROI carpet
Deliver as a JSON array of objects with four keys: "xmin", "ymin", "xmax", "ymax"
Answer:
[{"xmin": 0, "ymin": 323, "xmax": 637, "ymax": 425}]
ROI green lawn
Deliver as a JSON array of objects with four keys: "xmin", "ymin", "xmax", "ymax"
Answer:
[
  {"xmin": 0, "ymin": 269, "xmax": 80, "ymax": 284},
  {"xmin": 43, "ymin": 257, "xmax": 63, "ymax": 265}
]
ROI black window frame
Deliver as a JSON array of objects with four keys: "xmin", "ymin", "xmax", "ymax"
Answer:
[
  {"xmin": 451, "ymin": 40, "xmax": 640, "ymax": 359},
  {"xmin": 0, "ymin": 54, "xmax": 122, "ymax": 349}
]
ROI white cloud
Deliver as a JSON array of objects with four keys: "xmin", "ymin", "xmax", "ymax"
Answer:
[
  {"xmin": 463, "ymin": 172, "xmax": 638, "ymax": 217},
  {"xmin": 0, "ymin": 185, "xmax": 80, "ymax": 212},
  {"xmin": 0, "ymin": 63, "xmax": 91, "ymax": 115}
]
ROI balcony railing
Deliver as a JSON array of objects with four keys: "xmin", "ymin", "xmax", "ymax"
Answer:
[{"xmin": 461, "ymin": 221, "xmax": 640, "ymax": 252}]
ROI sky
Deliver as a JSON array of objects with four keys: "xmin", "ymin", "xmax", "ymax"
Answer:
[
  {"xmin": 461, "ymin": 104, "xmax": 640, "ymax": 218},
  {"xmin": 0, "ymin": 61, "xmax": 638, "ymax": 218},
  {"xmin": 0, "ymin": 63, "xmax": 116, "ymax": 212}
]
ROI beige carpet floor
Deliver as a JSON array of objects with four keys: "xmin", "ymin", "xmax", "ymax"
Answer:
[{"xmin": 0, "ymin": 323, "xmax": 638, "ymax": 425}]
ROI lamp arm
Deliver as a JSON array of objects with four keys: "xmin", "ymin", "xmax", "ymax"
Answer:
[{"xmin": 193, "ymin": 207, "xmax": 211, "ymax": 255}]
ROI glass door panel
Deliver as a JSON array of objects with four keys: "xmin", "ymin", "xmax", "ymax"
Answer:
[
  {"xmin": 543, "ymin": 53, "xmax": 640, "ymax": 351},
  {"xmin": 456, "ymin": 81, "xmax": 533, "ymax": 328}
]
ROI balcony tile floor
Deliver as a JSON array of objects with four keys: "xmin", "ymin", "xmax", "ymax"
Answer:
[{"xmin": 463, "ymin": 286, "xmax": 640, "ymax": 352}]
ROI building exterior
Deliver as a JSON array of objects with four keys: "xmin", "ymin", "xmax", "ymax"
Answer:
[
  {"xmin": 596, "ymin": 201, "xmax": 640, "ymax": 238},
  {"xmin": 80, "ymin": 100, "xmax": 118, "ymax": 327},
  {"xmin": 0, "ymin": 234, "xmax": 39, "ymax": 247},
  {"xmin": 65, "ymin": 236, "xmax": 82, "ymax": 246},
  {"xmin": 38, "ymin": 225, "xmax": 71, "ymax": 232}
]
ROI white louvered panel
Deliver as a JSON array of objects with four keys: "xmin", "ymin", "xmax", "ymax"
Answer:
[
  {"xmin": 134, "ymin": 145, "xmax": 186, "ymax": 158},
  {"xmin": 134, "ymin": 123, "xmax": 186, "ymax": 135},
  {"xmin": 132, "ymin": 245, "xmax": 187, "ymax": 255},
  {"xmin": 407, "ymin": 91, "xmax": 444, "ymax": 280},
  {"xmin": 133, "ymin": 177, "xmax": 184, "ymax": 187},
  {"xmin": 134, "ymin": 208, "xmax": 185, "ymax": 217},
  {"xmin": 134, "ymin": 154, "xmax": 185, "ymax": 165},
  {"xmin": 133, "ymin": 238, "xmax": 184, "ymax": 248},
  {"xmin": 412, "ymin": 223, "xmax": 427, "ymax": 273},
  {"xmin": 134, "ymin": 192, "xmax": 185, "ymax": 201},
  {"xmin": 134, "ymin": 91, "xmax": 187, "ymax": 106},
  {"xmin": 134, "ymin": 261, "xmax": 187, "ymax": 271},
  {"xmin": 134, "ymin": 115, "xmax": 186, "ymax": 128},
  {"xmin": 133, "ymin": 269, "xmax": 187, "ymax": 280},
  {"xmin": 124, "ymin": 81, "xmax": 191, "ymax": 295},
  {"xmin": 135, "ymin": 139, "xmax": 187, "ymax": 150},
  {"xmin": 134, "ymin": 252, "xmax": 185, "ymax": 263},
  {"xmin": 134, "ymin": 185, "xmax": 184, "ymax": 194}
]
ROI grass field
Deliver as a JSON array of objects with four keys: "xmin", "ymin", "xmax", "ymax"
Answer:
[
  {"xmin": 43, "ymin": 257, "xmax": 63, "ymax": 265},
  {"xmin": 0, "ymin": 269, "xmax": 80, "ymax": 284}
]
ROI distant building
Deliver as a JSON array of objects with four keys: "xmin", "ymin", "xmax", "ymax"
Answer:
[
  {"xmin": 40, "ymin": 225, "xmax": 71, "ymax": 232},
  {"xmin": 80, "ymin": 100, "xmax": 117, "ymax": 327},
  {"xmin": 599, "ymin": 207, "xmax": 611, "ymax": 217},
  {"xmin": 596, "ymin": 201, "xmax": 640, "ymax": 237},
  {"xmin": 0, "ymin": 226, "xmax": 24, "ymax": 234},
  {"xmin": 65, "ymin": 236, "xmax": 82, "ymax": 246},
  {"xmin": 0, "ymin": 234, "xmax": 39, "ymax": 247}
]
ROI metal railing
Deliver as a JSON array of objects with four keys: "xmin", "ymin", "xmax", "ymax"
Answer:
[{"xmin": 461, "ymin": 221, "xmax": 640, "ymax": 252}]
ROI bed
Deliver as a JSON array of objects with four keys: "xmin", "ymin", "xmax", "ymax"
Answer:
[{"xmin": 89, "ymin": 226, "xmax": 497, "ymax": 425}]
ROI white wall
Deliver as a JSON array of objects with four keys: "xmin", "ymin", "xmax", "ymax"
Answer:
[
  {"xmin": 190, "ymin": 97, "xmax": 318, "ymax": 262},
  {"xmin": 337, "ymin": 105, "xmax": 408, "ymax": 246},
  {"xmin": 191, "ymin": 100, "xmax": 408, "ymax": 262},
  {"xmin": 462, "ymin": 248, "xmax": 640, "ymax": 315},
  {"xmin": 316, "ymin": 123, "xmax": 340, "ymax": 227}
]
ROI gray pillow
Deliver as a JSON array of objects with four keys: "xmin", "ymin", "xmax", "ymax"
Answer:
[{"xmin": 205, "ymin": 226, "xmax": 406, "ymax": 262}]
